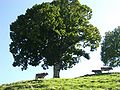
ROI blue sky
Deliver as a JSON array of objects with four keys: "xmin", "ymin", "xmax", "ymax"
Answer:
[{"xmin": 0, "ymin": 0, "xmax": 120, "ymax": 85}]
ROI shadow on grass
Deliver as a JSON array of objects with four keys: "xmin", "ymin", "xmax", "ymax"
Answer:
[{"xmin": 77, "ymin": 72, "xmax": 120, "ymax": 78}]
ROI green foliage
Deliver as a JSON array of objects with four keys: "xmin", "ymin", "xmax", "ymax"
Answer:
[
  {"xmin": 10, "ymin": 0, "xmax": 101, "ymax": 72},
  {"xmin": 0, "ymin": 73, "xmax": 120, "ymax": 90},
  {"xmin": 101, "ymin": 26, "xmax": 120, "ymax": 67}
]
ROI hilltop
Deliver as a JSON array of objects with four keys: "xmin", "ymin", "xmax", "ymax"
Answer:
[{"xmin": 0, "ymin": 73, "xmax": 120, "ymax": 90}]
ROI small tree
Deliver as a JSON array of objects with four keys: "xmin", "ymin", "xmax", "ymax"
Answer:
[
  {"xmin": 10, "ymin": 0, "xmax": 101, "ymax": 78},
  {"xmin": 101, "ymin": 26, "xmax": 120, "ymax": 67}
]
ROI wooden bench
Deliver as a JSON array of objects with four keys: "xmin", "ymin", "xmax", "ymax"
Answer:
[
  {"xmin": 35, "ymin": 72, "xmax": 48, "ymax": 79},
  {"xmin": 92, "ymin": 70, "xmax": 102, "ymax": 74},
  {"xmin": 101, "ymin": 67, "xmax": 113, "ymax": 71},
  {"xmin": 92, "ymin": 66, "xmax": 113, "ymax": 74}
]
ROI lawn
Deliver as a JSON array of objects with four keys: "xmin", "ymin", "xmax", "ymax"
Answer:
[{"xmin": 0, "ymin": 73, "xmax": 120, "ymax": 90}]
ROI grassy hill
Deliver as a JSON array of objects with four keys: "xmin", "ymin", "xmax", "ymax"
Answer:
[{"xmin": 0, "ymin": 73, "xmax": 120, "ymax": 90}]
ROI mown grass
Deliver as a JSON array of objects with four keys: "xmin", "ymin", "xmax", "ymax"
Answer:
[{"xmin": 0, "ymin": 73, "xmax": 120, "ymax": 90}]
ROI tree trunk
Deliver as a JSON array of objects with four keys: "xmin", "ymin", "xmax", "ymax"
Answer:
[{"xmin": 53, "ymin": 63, "xmax": 60, "ymax": 78}]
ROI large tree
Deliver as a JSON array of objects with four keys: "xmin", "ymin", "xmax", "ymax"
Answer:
[
  {"xmin": 10, "ymin": 0, "xmax": 101, "ymax": 78},
  {"xmin": 101, "ymin": 26, "xmax": 120, "ymax": 67}
]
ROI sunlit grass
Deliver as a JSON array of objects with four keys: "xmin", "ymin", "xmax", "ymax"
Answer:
[{"xmin": 0, "ymin": 73, "xmax": 120, "ymax": 90}]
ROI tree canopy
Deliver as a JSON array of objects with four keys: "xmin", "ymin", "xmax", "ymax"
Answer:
[
  {"xmin": 101, "ymin": 26, "xmax": 120, "ymax": 67},
  {"xmin": 10, "ymin": 0, "xmax": 101, "ymax": 78}
]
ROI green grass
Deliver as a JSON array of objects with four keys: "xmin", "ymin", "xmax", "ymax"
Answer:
[{"xmin": 0, "ymin": 73, "xmax": 120, "ymax": 90}]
